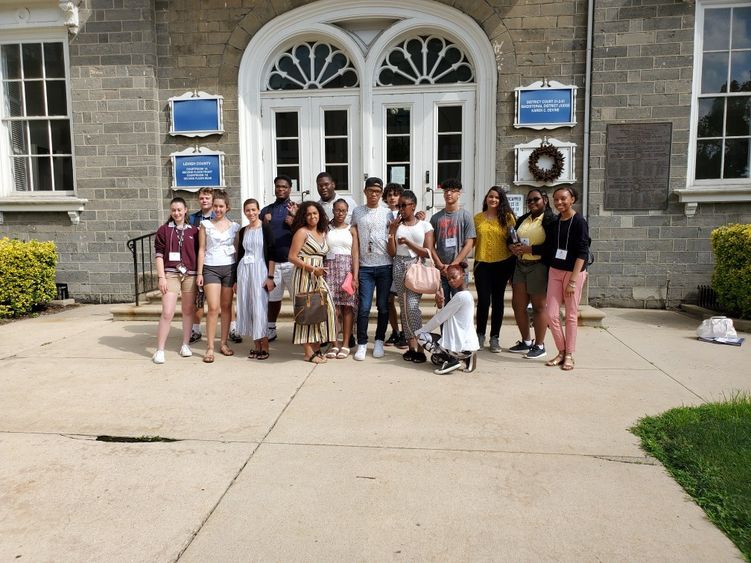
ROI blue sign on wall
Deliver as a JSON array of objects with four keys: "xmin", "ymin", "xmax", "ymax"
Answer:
[
  {"xmin": 172, "ymin": 152, "xmax": 224, "ymax": 189},
  {"xmin": 515, "ymin": 81, "xmax": 577, "ymax": 129},
  {"xmin": 169, "ymin": 92, "xmax": 224, "ymax": 137}
]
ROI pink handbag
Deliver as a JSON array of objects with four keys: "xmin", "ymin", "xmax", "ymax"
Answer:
[
  {"xmin": 405, "ymin": 260, "xmax": 440, "ymax": 294},
  {"xmin": 341, "ymin": 272, "xmax": 355, "ymax": 296}
]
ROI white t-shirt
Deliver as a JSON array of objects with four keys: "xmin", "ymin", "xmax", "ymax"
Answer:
[
  {"xmin": 416, "ymin": 290, "xmax": 479, "ymax": 353},
  {"xmin": 351, "ymin": 204, "xmax": 392, "ymax": 267},
  {"xmin": 395, "ymin": 220, "xmax": 433, "ymax": 258}
]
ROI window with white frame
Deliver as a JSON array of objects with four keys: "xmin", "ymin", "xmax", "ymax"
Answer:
[
  {"xmin": 693, "ymin": 3, "xmax": 751, "ymax": 183},
  {"xmin": 1, "ymin": 40, "xmax": 74, "ymax": 192}
]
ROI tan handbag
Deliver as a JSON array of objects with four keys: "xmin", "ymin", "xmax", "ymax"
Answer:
[
  {"xmin": 293, "ymin": 289, "xmax": 328, "ymax": 325},
  {"xmin": 404, "ymin": 259, "xmax": 440, "ymax": 294}
]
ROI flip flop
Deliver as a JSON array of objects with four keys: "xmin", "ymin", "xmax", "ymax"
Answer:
[
  {"xmin": 336, "ymin": 347, "xmax": 350, "ymax": 359},
  {"xmin": 220, "ymin": 344, "xmax": 234, "ymax": 356},
  {"xmin": 256, "ymin": 350, "xmax": 269, "ymax": 360},
  {"xmin": 203, "ymin": 350, "xmax": 215, "ymax": 363},
  {"xmin": 305, "ymin": 354, "xmax": 326, "ymax": 364}
]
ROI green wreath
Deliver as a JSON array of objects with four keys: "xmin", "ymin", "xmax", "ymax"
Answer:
[{"xmin": 528, "ymin": 143, "xmax": 565, "ymax": 183}]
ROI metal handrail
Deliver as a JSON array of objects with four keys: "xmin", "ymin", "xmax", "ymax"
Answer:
[{"xmin": 126, "ymin": 231, "xmax": 157, "ymax": 306}]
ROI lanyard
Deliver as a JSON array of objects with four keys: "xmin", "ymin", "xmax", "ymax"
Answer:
[{"xmin": 557, "ymin": 216, "xmax": 572, "ymax": 252}]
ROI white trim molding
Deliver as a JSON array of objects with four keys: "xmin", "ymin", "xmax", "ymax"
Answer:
[
  {"xmin": 0, "ymin": 195, "xmax": 88, "ymax": 224},
  {"xmin": 238, "ymin": 0, "xmax": 497, "ymax": 210},
  {"xmin": 674, "ymin": 186, "xmax": 751, "ymax": 216}
]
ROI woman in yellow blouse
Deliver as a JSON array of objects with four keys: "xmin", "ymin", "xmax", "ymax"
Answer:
[{"xmin": 473, "ymin": 186, "xmax": 516, "ymax": 352}]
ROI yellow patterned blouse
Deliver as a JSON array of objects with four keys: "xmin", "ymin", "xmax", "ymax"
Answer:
[{"xmin": 474, "ymin": 212, "xmax": 515, "ymax": 263}]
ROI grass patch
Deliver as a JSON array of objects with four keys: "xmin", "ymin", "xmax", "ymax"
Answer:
[{"xmin": 631, "ymin": 394, "xmax": 751, "ymax": 559}]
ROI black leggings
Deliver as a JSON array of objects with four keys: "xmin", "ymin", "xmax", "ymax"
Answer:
[{"xmin": 474, "ymin": 257, "xmax": 516, "ymax": 337}]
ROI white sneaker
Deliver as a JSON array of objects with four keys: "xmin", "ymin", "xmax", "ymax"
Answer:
[
  {"xmin": 373, "ymin": 340, "xmax": 385, "ymax": 358},
  {"xmin": 354, "ymin": 344, "xmax": 367, "ymax": 361},
  {"xmin": 152, "ymin": 350, "xmax": 165, "ymax": 364},
  {"xmin": 267, "ymin": 327, "xmax": 277, "ymax": 342},
  {"xmin": 179, "ymin": 344, "xmax": 192, "ymax": 357}
]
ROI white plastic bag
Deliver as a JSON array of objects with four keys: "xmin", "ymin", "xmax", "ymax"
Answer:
[{"xmin": 696, "ymin": 316, "xmax": 737, "ymax": 339}]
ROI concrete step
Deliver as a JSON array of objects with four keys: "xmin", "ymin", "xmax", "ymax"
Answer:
[{"xmin": 111, "ymin": 288, "xmax": 606, "ymax": 326}]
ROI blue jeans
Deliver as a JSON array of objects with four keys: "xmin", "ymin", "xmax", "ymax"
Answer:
[{"xmin": 357, "ymin": 265, "xmax": 393, "ymax": 345}]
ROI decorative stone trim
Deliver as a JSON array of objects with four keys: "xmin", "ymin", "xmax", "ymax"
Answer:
[
  {"xmin": 0, "ymin": 196, "xmax": 88, "ymax": 224},
  {"xmin": 674, "ymin": 186, "xmax": 751, "ymax": 217},
  {"xmin": 58, "ymin": 1, "xmax": 80, "ymax": 35}
]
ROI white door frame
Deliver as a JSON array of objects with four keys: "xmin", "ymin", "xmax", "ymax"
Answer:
[{"xmin": 238, "ymin": 0, "xmax": 497, "ymax": 210}]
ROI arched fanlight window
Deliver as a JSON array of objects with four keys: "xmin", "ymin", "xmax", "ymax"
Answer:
[
  {"xmin": 266, "ymin": 41, "xmax": 359, "ymax": 90},
  {"xmin": 377, "ymin": 35, "xmax": 474, "ymax": 86}
]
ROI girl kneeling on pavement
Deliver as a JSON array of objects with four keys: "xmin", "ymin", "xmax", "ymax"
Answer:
[
  {"xmin": 414, "ymin": 262, "xmax": 480, "ymax": 375},
  {"xmin": 153, "ymin": 197, "xmax": 199, "ymax": 364}
]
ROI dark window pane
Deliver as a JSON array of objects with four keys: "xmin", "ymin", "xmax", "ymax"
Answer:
[
  {"xmin": 276, "ymin": 166, "xmax": 299, "ymax": 189},
  {"xmin": 325, "ymin": 138, "xmax": 347, "ymax": 163},
  {"xmin": 51, "ymin": 120, "xmax": 71, "ymax": 154},
  {"xmin": 438, "ymin": 162, "xmax": 461, "ymax": 184},
  {"xmin": 31, "ymin": 156, "xmax": 52, "ymax": 190},
  {"xmin": 387, "ymin": 164, "xmax": 410, "ymax": 189},
  {"xmin": 386, "ymin": 107, "xmax": 410, "ymax": 134},
  {"xmin": 43, "ymin": 43, "xmax": 65, "ymax": 78},
  {"xmin": 9, "ymin": 120, "xmax": 27, "ymax": 154},
  {"xmin": 730, "ymin": 51, "xmax": 751, "ymax": 92},
  {"xmin": 53, "ymin": 156, "xmax": 73, "ymax": 190},
  {"xmin": 324, "ymin": 110, "xmax": 347, "ymax": 136},
  {"xmin": 726, "ymin": 97, "xmax": 751, "ymax": 137},
  {"xmin": 275, "ymin": 56, "xmax": 305, "ymax": 89},
  {"xmin": 276, "ymin": 139, "xmax": 299, "ymax": 165},
  {"xmin": 697, "ymin": 97, "xmax": 724, "ymax": 137},
  {"xmin": 313, "ymin": 43, "xmax": 330, "ymax": 78},
  {"xmin": 704, "ymin": 8, "xmax": 731, "ymax": 51},
  {"xmin": 275, "ymin": 112, "xmax": 298, "ymax": 138},
  {"xmin": 2, "ymin": 44, "xmax": 21, "ymax": 79},
  {"xmin": 695, "ymin": 139, "xmax": 722, "ymax": 179},
  {"xmin": 724, "ymin": 138, "xmax": 750, "ymax": 178},
  {"xmin": 701, "ymin": 52, "xmax": 729, "ymax": 93},
  {"xmin": 24, "ymin": 81, "xmax": 45, "ymax": 115},
  {"xmin": 29, "ymin": 120, "xmax": 50, "ymax": 154},
  {"xmin": 325, "ymin": 165, "xmax": 348, "ymax": 190},
  {"xmin": 732, "ymin": 7, "xmax": 751, "ymax": 49},
  {"xmin": 46, "ymin": 80, "xmax": 67, "ymax": 115},
  {"xmin": 4, "ymin": 81, "xmax": 23, "ymax": 116},
  {"xmin": 11, "ymin": 157, "xmax": 30, "ymax": 191},
  {"xmin": 22, "ymin": 44, "xmax": 43, "ymax": 78},
  {"xmin": 387, "ymin": 136, "xmax": 410, "ymax": 162},
  {"xmin": 437, "ymin": 134, "xmax": 462, "ymax": 160},
  {"xmin": 438, "ymin": 106, "xmax": 462, "ymax": 133}
]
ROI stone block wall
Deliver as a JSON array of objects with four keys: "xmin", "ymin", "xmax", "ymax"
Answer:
[{"xmin": 587, "ymin": 0, "xmax": 751, "ymax": 308}]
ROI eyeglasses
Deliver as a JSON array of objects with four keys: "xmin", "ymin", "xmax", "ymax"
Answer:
[
  {"xmin": 527, "ymin": 197, "xmax": 542, "ymax": 204},
  {"xmin": 398, "ymin": 202, "xmax": 414, "ymax": 208}
]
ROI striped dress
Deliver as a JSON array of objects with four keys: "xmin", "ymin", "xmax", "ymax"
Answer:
[
  {"xmin": 235, "ymin": 226, "xmax": 268, "ymax": 340},
  {"xmin": 292, "ymin": 232, "xmax": 337, "ymax": 345}
]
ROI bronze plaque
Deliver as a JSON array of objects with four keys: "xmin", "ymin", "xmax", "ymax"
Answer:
[{"xmin": 604, "ymin": 123, "xmax": 672, "ymax": 210}]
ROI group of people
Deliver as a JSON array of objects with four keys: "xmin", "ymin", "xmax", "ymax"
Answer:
[{"xmin": 152, "ymin": 173, "xmax": 590, "ymax": 374}]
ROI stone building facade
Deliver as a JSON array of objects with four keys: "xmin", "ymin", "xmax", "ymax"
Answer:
[{"xmin": 0, "ymin": 0, "xmax": 749, "ymax": 305}]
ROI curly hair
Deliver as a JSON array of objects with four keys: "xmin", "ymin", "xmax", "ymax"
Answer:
[
  {"xmin": 291, "ymin": 201, "xmax": 328, "ymax": 234},
  {"xmin": 482, "ymin": 186, "xmax": 515, "ymax": 228}
]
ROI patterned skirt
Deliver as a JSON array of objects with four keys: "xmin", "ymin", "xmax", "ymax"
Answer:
[{"xmin": 324, "ymin": 254, "xmax": 357, "ymax": 308}]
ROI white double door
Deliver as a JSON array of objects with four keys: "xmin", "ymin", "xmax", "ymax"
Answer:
[{"xmin": 262, "ymin": 89, "xmax": 475, "ymax": 214}]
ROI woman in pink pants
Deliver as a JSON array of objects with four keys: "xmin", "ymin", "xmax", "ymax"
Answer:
[{"xmin": 544, "ymin": 186, "xmax": 590, "ymax": 371}]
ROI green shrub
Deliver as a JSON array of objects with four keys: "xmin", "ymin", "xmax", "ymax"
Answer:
[
  {"xmin": 711, "ymin": 224, "xmax": 751, "ymax": 319},
  {"xmin": 0, "ymin": 238, "xmax": 57, "ymax": 318}
]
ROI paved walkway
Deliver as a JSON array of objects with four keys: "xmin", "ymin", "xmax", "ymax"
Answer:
[{"xmin": 0, "ymin": 305, "xmax": 747, "ymax": 562}]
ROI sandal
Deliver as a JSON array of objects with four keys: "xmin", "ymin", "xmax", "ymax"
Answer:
[
  {"xmin": 203, "ymin": 350, "xmax": 215, "ymax": 363},
  {"xmin": 561, "ymin": 354, "xmax": 575, "ymax": 371},
  {"xmin": 247, "ymin": 349, "xmax": 257, "ymax": 359},
  {"xmin": 220, "ymin": 344, "xmax": 234, "ymax": 356},
  {"xmin": 545, "ymin": 353, "xmax": 565, "ymax": 367},
  {"xmin": 336, "ymin": 347, "xmax": 350, "ymax": 359},
  {"xmin": 256, "ymin": 350, "xmax": 269, "ymax": 360},
  {"xmin": 305, "ymin": 352, "xmax": 327, "ymax": 364},
  {"xmin": 325, "ymin": 347, "xmax": 339, "ymax": 359}
]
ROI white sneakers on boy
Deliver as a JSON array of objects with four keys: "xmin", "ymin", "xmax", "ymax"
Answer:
[
  {"xmin": 354, "ymin": 344, "xmax": 367, "ymax": 361},
  {"xmin": 373, "ymin": 340, "xmax": 385, "ymax": 358}
]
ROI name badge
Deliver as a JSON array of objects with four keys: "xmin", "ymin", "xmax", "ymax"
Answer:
[
  {"xmin": 168, "ymin": 252, "xmax": 181, "ymax": 262},
  {"xmin": 520, "ymin": 237, "xmax": 530, "ymax": 246},
  {"xmin": 444, "ymin": 237, "xmax": 457, "ymax": 248},
  {"xmin": 243, "ymin": 255, "xmax": 255, "ymax": 264},
  {"xmin": 224, "ymin": 246, "xmax": 236, "ymax": 256},
  {"xmin": 555, "ymin": 249, "xmax": 568, "ymax": 260}
]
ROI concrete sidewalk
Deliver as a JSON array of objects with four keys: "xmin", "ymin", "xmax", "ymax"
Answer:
[{"xmin": 0, "ymin": 305, "xmax": 747, "ymax": 561}]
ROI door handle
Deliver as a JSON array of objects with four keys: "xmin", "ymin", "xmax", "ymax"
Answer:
[
  {"xmin": 424, "ymin": 170, "xmax": 434, "ymax": 211},
  {"xmin": 425, "ymin": 170, "xmax": 430, "ymax": 184}
]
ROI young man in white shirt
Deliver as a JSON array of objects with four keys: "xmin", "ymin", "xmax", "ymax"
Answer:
[{"xmin": 350, "ymin": 177, "xmax": 392, "ymax": 360}]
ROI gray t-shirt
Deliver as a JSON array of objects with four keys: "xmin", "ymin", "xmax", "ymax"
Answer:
[
  {"xmin": 430, "ymin": 208, "xmax": 476, "ymax": 265},
  {"xmin": 351, "ymin": 204, "xmax": 393, "ymax": 267}
]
